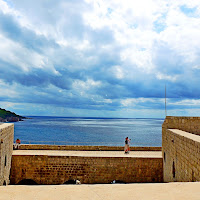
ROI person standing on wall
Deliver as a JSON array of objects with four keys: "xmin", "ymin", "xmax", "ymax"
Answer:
[
  {"xmin": 124, "ymin": 137, "xmax": 131, "ymax": 154},
  {"xmin": 15, "ymin": 138, "xmax": 21, "ymax": 150}
]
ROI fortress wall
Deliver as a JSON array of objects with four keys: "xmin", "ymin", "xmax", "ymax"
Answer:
[
  {"xmin": 10, "ymin": 155, "xmax": 163, "ymax": 184},
  {"xmin": 162, "ymin": 116, "xmax": 200, "ymax": 136},
  {"xmin": 0, "ymin": 123, "xmax": 14, "ymax": 186},
  {"xmin": 162, "ymin": 116, "xmax": 200, "ymax": 182},
  {"xmin": 163, "ymin": 128, "xmax": 200, "ymax": 182},
  {"xmin": 18, "ymin": 144, "xmax": 161, "ymax": 151}
]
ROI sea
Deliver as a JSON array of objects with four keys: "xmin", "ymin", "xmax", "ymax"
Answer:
[{"xmin": 12, "ymin": 116, "xmax": 164, "ymax": 147}]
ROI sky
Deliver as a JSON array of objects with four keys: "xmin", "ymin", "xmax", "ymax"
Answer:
[{"xmin": 0, "ymin": 0, "xmax": 200, "ymax": 118}]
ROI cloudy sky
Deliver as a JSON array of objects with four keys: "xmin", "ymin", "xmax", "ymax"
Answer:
[{"xmin": 0, "ymin": 0, "xmax": 200, "ymax": 118}]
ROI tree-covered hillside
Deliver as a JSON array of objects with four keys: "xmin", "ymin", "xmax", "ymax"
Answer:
[{"xmin": 0, "ymin": 108, "xmax": 26, "ymax": 122}]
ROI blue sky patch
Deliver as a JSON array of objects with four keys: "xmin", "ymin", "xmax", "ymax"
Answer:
[{"xmin": 180, "ymin": 5, "xmax": 197, "ymax": 17}]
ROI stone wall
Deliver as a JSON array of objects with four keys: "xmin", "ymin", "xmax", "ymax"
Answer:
[
  {"xmin": 18, "ymin": 144, "xmax": 161, "ymax": 151},
  {"xmin": 162, "ymin": 116, "xmax": 200, "ymax": 136},
  {"xmin": 0, "ymin": 123, "xmax": 14, "ymax": 186},
  {"xmin": 10, "ymin": 155, "xmax": 163, "ymax": 184},
  {"xmin": 162, "ymin": 116, "xmax": 200, "ymax": 182},
  {"xmin": 162, "ymin": 129, "xmax": 200, "ymax": 182}
]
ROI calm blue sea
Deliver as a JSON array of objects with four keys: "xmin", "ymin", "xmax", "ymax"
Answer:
[{"xmin": 12, "ymin": 117, "xmax": 164, "ymax": 147}]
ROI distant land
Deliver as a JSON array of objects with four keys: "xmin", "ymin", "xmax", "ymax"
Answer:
[{"xmin": 0, "ymin": 108, "xmax": 26, "ymax": 122}]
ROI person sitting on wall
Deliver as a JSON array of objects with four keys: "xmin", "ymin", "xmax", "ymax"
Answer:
[{"xmin": 14, "ymin": 138, "xmax": 21, "ymax": 150}]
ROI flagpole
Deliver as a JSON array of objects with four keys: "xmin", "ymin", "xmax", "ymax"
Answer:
[{"xmin": 165, "ymin": 85, "xmax": 167, "ymax": 116}]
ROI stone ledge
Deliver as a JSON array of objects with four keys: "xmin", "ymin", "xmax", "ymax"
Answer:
[{"xmin": 18, "ymin": 144, "xmax": 162, "ymax": 151}]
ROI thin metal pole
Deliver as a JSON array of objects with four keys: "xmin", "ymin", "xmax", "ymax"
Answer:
[{"xmin": 165, "ymin": 85, "xmax": 167, "ymax": 116}]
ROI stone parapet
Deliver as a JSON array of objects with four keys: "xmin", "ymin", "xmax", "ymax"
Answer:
[
  {"xmin": 162, "ymin": 116, "xmax": 200, "ymax": 136},
  {"xmin": 162, "ymin": 116, "xmax": 200, "ymax": 182},
  {"xmin": 0, "ymin": 123, "xmax": 14, "ymax": 186},
  {"xmin": 163, "ymin": 129, "xmax": 200, "ymax": 182},
  {"xmin": 18, "ymin": 144, "xmax": 161, "ymax": 151}
]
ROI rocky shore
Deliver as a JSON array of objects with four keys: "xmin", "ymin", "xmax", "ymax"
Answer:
[
  {"xmin": 0, "ymin": 116, "xmax": 24, "ymax": 122},
  {"xmin": 0, "ymin": 108, "xmax": 26, "ymax": 122}
]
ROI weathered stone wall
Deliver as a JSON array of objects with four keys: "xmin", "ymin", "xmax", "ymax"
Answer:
[
  {"xmin": 18, "ymin": 144, "xmax": 161, "ymax": 151},
  {"xmin": 10, "ymin": 155, "xmax": 163, "ymax": 184},
  {"xmin": 163, "ymin": 129, "xmax": 200, "ymax": 182},
  {"xmin": 162, "ymin": 116, "xmax": 200, "ymax": 182},
  {"xmin": 162, "ymin": 116, "xmax": 200, "ymax": 136},
  {"xmin": 0, "ymin": 123, "xmax": 14, "ymax": 186}
]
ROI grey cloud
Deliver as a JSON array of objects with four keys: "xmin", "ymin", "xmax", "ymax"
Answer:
[
  {"xmin": 0, "ymin": 11, "xmax": 59, "ymax": 53},
  {"xmin": 1, "ymin": 0, "xmax": 200, "ymax": 115}
]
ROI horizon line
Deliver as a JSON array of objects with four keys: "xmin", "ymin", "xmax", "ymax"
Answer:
[{"xmin": 24, "ymin": 115, "xmax": 165, "ymax": 119}]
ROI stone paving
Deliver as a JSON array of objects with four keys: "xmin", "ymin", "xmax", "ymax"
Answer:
[
  {"xmin": 13, "ymin": 150, "xmax": 162, "ymax": 158},
  {"xmin": 1, "ymin": 182, "xmax": 200, "ymax": 200}
]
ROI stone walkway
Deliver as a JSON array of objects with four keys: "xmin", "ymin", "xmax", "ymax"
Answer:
[
  {"xmin": 1, "ymin": 182, "xmax": 200, "ymax": 200},
  {"xmin": 13, "ymin": 150, "xmax": 162, "ymax": 158}
]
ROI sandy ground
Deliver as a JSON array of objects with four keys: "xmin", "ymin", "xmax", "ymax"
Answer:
[
  {"xmin": 0, "ymin": 182, "xmax": 200, "ymax": 200},
  {"xmin": 13, "ymin": 150, "xmax": 162, "ymax": 158}
]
